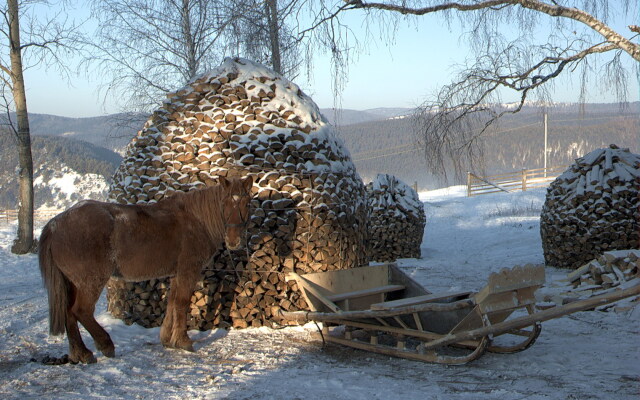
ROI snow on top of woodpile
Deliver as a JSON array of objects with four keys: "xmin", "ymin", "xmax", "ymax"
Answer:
[
  {"xmin": 185, "ymin": 57, "xmax": 326, "ymax": 129},
  {"xmin": 132, "ymin": 57, "xmax": 354, "ymax": 177},
  {"xmin": 368, "ymin": 173, "xmax": 424, "ymax": 219},
  {"xmin": 553, "ymin": 144, "xmax": 639, "ymax": 200}
]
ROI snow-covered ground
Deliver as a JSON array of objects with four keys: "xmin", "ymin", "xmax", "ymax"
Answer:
[{"xmin": 0, "ymin": 187, "xmax": 638, "ymax": 399}]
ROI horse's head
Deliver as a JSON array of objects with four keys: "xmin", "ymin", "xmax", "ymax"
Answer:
[{"xmin": 219, "ymin": 176, "xmax": 253, "ymax": 250}]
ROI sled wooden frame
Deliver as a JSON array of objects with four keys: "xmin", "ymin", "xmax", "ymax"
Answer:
[{"xmin": 281, "ymin": 263, "xmax": 640, "ymax": 365}]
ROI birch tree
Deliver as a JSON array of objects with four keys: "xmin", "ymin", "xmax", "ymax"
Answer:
[
  {"xmin": 228, "ymin": 0, "xmax": 304, "ymax": 79},
  {"xmin": 336, "ymin": 0, "xmax": 640, "ymax": 178},
  {"xmin": 0, "ymin": 0, "xmax": 82, "ymax": 254},
  {"xmin": 90, "ymin": 0, "xmax": 235, "ymax": 113}
]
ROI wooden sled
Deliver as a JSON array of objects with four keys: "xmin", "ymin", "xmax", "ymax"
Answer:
[{"xmin": 281, "ymin": 264, "xmax": 640, "ymax": 365}]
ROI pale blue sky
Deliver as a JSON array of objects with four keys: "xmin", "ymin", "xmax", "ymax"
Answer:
[{"xmin": 21, "ymin": 2, "xmax": 640, "ymax": 118}]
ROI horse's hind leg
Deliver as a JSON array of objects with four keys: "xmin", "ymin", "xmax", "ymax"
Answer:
[
  {"xmin": 72, "ymin": 287, "xmax": 115, "ymax": 358},
  {"xmin": 65, "ymin": 287, "xmax": 97, "ymax": 364}
]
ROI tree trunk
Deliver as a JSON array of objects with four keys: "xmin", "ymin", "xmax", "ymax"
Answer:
[
  {"xmin": 181, "ymin": 0, "xmax": 197, "ymax": 80},
  {"xmin": 8, "ymin": 0, "xmax": 35, "ymax": 254},
  {"xmin": 265, "ymin": 0, "xmax": 282, "ymax": 74}
]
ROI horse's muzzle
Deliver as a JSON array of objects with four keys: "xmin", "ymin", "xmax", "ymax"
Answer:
[{"xmin": 225, "ymin": 234, "xmax": 245, "ymax": 251}]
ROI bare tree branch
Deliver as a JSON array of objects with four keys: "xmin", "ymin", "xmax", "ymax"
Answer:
[
  {"xmin": 346, "ymin": 0, "xmax": 640, "ymax": 61},
  {"xmin": 337, "ymin": 0, "xmax": 639, "ymax": 180}
]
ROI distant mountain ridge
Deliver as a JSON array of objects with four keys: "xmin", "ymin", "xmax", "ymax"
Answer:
[
  {"xmin": 0, "ymin": 102, "xmax": 636, "ymax": 208},
  {"xmin": 320, "ymin": 107, "xmax": 413, "ymax": 126},
  {"xmin": 28, "ymin": 112, "xmax": 147, "ymax": 154}
]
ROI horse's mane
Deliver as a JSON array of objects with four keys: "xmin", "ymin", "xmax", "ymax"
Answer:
[{"xmin": 179, "ymin": 185, "xmax": 225, "ymax": 242}]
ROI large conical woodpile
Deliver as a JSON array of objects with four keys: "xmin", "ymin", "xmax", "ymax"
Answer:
[
  {"xmin": 540, "ymin": 145, "xmax": 640, "ymax": 270},
  {"xmin": 106, "ymin": 58, "xmax": 368, "ymax": 330},
  {"xmin": 366, "ymin": 174, "xmax": 425, "ymax": 262}
]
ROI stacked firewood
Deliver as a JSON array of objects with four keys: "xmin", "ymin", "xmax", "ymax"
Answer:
[
  {"xmin": 540, "ymin": 145, "xmax": 639, "ymax": 270},
  {"xmin": 106, "ymin": 58, "xmax": 368, "ymax": 329},
  {"xmin": 542, "ymin": 250, "xmax": 640, "ymax": 313},
  {"xmin": 567, "ymin": 249, "xmax": 639, "ymax": 290},
  {"xmin": 366, "ymin": 174, "xmax": 425, "ymax": 262}
]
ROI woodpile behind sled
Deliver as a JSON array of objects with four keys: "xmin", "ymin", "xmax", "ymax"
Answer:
[
  {"xmin": 366, "ymin": 174, "xmax": 425, "ymax": 262},
  {"xmin": 540, "ymin": 145, "xmax": 640, "ymax": 270},
  {"xmin": 106, "ymin": 58, "xmax": 368, "ymax": 330}
]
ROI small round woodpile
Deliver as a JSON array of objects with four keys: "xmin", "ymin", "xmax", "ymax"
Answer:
[
  {"xmin": 366, "ymin": 174, "xmax": 425, "ymax": 262},
  {"xmin": 106, "ymin": 57, "xmax": 368, "ymax": 330},
  {"xmin": 540, "ymin": 145, "xmax": 640, "ymax": 270}
]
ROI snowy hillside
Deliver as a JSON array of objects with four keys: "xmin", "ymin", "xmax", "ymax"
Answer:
[
  {"xmin": 33, "ymin": 163, "xmax": 110, "ymax": 209},
  {"xmin": 0, "ymin": 134, "xmax": 120, "ymax": 209},
  {"xmin": 0, "ymin": 187, "xmax": 637, "ymax": 399}
]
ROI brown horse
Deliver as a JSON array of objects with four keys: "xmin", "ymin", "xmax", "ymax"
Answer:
[{"xmin": 38, "ymin": 176, "xmax": 253, "ymax": 363}]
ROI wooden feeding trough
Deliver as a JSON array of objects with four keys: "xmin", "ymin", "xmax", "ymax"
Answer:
[{"xmin": 282, "ymin": 264, "xmax": 640, "ymax": 364}]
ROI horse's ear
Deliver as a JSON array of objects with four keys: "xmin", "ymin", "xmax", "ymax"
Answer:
[
  {"xmin": 219, "ymin": 176, "xmax": 230, "ymax": 190},
  {"xmin": 241, "ymin": 176, "xmax": 254, "ymax": 193}
]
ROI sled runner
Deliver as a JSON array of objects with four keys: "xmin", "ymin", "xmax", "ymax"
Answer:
[{"xmin": 281, "ymin": 263, "xmax": 640, "ymax": 365}]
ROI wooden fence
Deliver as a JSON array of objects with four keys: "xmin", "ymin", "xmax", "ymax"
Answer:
[
  {"xmin": 467, "ymin": 166, "xmax": 566, "ymax": 197},
  {"xmin": 0, "ymin": 209, "xmax": 62, "ymax": 224}
]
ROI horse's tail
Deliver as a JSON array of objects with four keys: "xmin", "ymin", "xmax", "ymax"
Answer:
[{"xmin": 38, "ymin": 220, "xmax": 71, "ymax": 336}]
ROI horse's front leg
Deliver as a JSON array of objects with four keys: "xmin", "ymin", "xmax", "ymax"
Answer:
[
  {"xmin": 167, "ymin": 272, "xmax": 199, "ymax": 352},
  {"xmin": 160, "ymin": 277, "xmax": 176, "ymax": 348}
]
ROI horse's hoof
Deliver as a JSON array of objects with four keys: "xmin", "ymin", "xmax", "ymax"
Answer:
[
  {"xmin": 160, "ymin": 330, "xmax": 172, "ymax": 347},
  {"xmin": 174, "ymin": 340, "xmax": 195, "ymax": 352},
  {"xmin": 70, "ymin": 352, "xmax": 97, "ymax": 364},
  {"xmin": 101, "ymin": 347, "xmax": 116, "ymax": 358},
  {"xmin": 97, "ymin": 341, "xmax": 116, "ymax": 358}
]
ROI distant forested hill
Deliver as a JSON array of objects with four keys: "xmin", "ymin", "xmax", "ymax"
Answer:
[
  {"xmin": 0, "ymin": 134, "xmax": 122, "ymax": 208},
  {"xmin": 28, "ymin": 112, "xmax": 146, "ymax": 153},
  {"xmin": 335, "ymin": 103, "xmax": 639, "ymax": 190}
]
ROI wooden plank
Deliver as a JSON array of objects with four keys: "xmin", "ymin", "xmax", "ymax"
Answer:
[
  {"xmin": 393, "ymin": 316, "xmax": 410, "ymax": 329},
  {"xmin": 412, "ymin": 312, "xmax": 424, "ymax": 331},
  {"xmin": 300, "ymin": 264, "xmax": 391, "ymax": 298},
  {"xmin": 449, "ymin": 306, "xmax": 485, "ymax": 334},
  {"xmin": 474, "ymin": 264, "xmax": 545, "ymax": 304},
  {"xmin": 286, "ymin": 272, "xmax": 341, "ymax": 313},
  {"xmin": 476, "ymin": 288, "xmax": 537, "ymax": 314},
  {"xmin": 328, "ymin": 318, "xmax": 478, "ymax": 346},
  {"xmin": 281, "ymin": 297, "xmax": 475, "ymax": 322},
  {"xmin": 371, "ymin": 291, "xmax": 472, "ymax": 310},
  {"xmin": 326, "ymin": 284, "xmax": 405, "ymax": 302}
]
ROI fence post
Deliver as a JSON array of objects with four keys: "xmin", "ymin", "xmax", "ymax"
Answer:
[
  {"xmin": 521, "ymin": 169, "xmax": 528, "ymax": 191},
  {"xmin": 413, "ymin": 181, "xmax": 418, "ymax": 193},
  {"xmin": 467, "ymin": 172, "xmax": 472, "ymax": 197}
]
